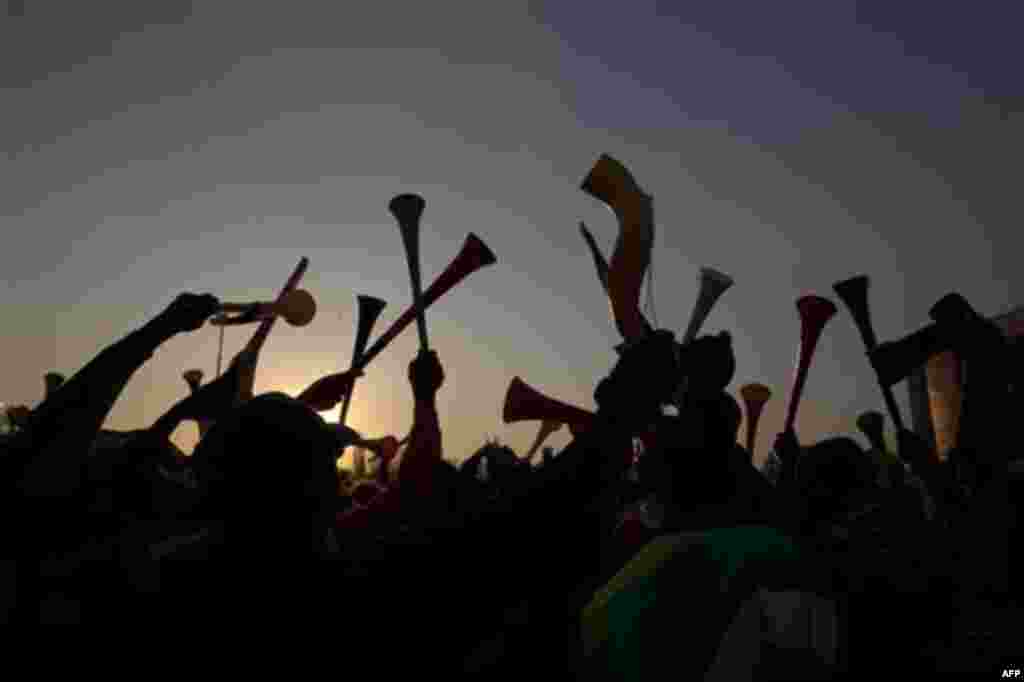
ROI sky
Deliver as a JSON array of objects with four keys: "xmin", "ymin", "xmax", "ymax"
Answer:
[{"xmin": 2, "ymin": 1, "xmax": 1020, "ymax": 466}]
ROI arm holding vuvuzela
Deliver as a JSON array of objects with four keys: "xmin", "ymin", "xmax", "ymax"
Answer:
[
  {"xmin": 398, "ymin": 350, "xmax": 445, "ymax": 508},
  {"xmin": 7, "ymin": 293, "xmax": 218, "ymax": 500}
]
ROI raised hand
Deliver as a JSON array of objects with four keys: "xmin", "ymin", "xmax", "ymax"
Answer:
[
  {"xmin": 298, "ymin": 369, "xmax": 365, "ymax": 412},
  {"xmin": 678, "ymin": 332, "xmax": 736, "ymax": 399},
  {"xmin": 148, "ymin": 293, "xmax": 219, "ymax": 337},
  {"xmin": 409, "ymin": 349, "xmax": 445, "ymax": 401}
]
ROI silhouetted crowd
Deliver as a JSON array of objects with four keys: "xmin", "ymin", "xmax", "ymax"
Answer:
[{"xmin": 1, "ymin": 268, "xmax": 1021, "ymax": 676}]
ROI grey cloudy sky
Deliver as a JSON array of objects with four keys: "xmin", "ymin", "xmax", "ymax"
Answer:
[{"xmin": 2, "ymin": 1, "xmax": 1020, "ymax": 464}]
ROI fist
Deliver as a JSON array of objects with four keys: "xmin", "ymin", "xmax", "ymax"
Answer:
[
  {"xmin": 409, "ymin": 350, "xmax": 444, "ymax": 400},
  {"xmin": 152, "ymin": 293, "xmax": 220, "ymax": 336}
]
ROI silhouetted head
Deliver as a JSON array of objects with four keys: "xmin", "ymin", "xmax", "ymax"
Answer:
[
  {"xmin": 639, "ymin": 392, "xmax": 743, "ymax": 507},
  {"xmin": 679, "ymin": 332, "xmax": 736, "ymax": 398},
  {"xmin": 462, "ymin": 440, "xmax": 518, "ymax": 486},
  {"xmin": 191, "ymin": 393, "xmax": 340, "ymax": 541},
  {"xmin": 595, "ymin": 329, "xmax": 679, "ymax": 420},
  {"xmin": 798, "ymin": 437, "xmax": 873, "ymax": 513}
]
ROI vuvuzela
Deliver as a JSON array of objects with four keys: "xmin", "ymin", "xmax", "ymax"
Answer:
[
  {"xmin": 211, "ymin": 289, "xmax": 317, "ymax": 327},
  {"xmin": 355, "ymin": 234, "xmax": 496, "ymax": 371},
  {"xmin": 339, "ymin": 294, "xmax": 387, "ymax": 427},
  {"xmin": 833, "ymin": 275, "xmax": 905, "ymax": 433},
  {"xmin": 783, "ymin": 295, "xmax": 838, "ymax": 433},
  {"xmin": 502, "ymin": 376, "xmax": 595, "ymax": 432},
  {"xmin": 681, "ymin": 267, "xmax": 734, "ymax": 345},
  {"xmin": 391, "ymin": 193, "xmax": 430, "ymax": 351},
  {"xmin": 579, "ymin": 221, "xmax": 652, "ymax": 340},
  {"xmin": 581, "ymin": 154, "xmax": 654, "ymax": 343},
  {"xmin": 739, "ymin": 382, "xmax": 771, "ymax": 460},
  {"xmin": 523, "ymin": 419, "xmax": 563, "ymax": 463},
  {"xmin": 221, "ymin": 256, "xmax": 308, "ymax": 386}
]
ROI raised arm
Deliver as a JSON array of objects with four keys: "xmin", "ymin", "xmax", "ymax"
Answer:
[
  {"xmin": 8, "ymin": 293, "xmax": 218, "ymax": 499},
  {"xmin": 397, "ymin": 350, "xmax": 445, "ymax": 504}
]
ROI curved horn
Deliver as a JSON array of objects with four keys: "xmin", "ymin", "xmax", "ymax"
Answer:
[
  {"xmin": 502, "ymin": 377, "xmax": 594, "ymax": 432},
  {"xmin": 339, "ymin": 295, "xmax": 387, "ymax": 426},
  {"xmin": 833, "ymin": 275, "xmax": 906, "ymax": 433},
  {"xmin": 681, "ymin": 267, "xmax": 734, "ymax": 345},
  {"xmin": 390, "ymin": 193, "xmax": 430, "ymax": 351},
  {"xmin": 856, "ymin": 410, "xmax": 887, "ymax": 454},
  {"xmin": 355, "ymin": 233, "xmax": 496, "ymax": 371},
  {"xmin": 582, "ymin": 154, "xmax": 654, "ymax": 343},
  {"xmin": 739, "ymin": 382, "xmax": 772, "ymax": 460},
  {"xmin": 580, "ymin": 221, "xmax": 653, "ymax": 340},
  {"xmin": 522, "ymin": 419, "xmax": 563, "ymax": 462},
  {"xmin": 784, "ymin": 295, "xmax": 838, "ymax": 433},
  {"xmin": 211, "ymin": 288, "xmax": 317, "ymax": 327},
  {"xmin": 43, "ymin": 372, "xmax": 65, "ymax": 399}
]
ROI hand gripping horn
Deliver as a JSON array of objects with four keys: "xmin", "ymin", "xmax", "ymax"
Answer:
[
  {"xmin": 339, "ymin": 295, "xmax": 387, "ymax": 427},
  {"xmin": 739, "ymin": 382, "xmax": 772, "ymax": 460},
  {"xmin": 354, "ymin": 234, "xmax": 496, "ymax": 371},
  {"xmin": 390, "ymin": 193, "xmax": 430, "ymax": 351},
  {"xmin": 783, "ymin": 295, "xmax": 838, "ymax": 433},
  {"xmin": 833, "ymin": 275, "xmax": 906, "ymax": 433},
  {"xmin": 581, "ymin": 154, "xmax": 654, "ymax": 343},
  {"xmin": 210, "ymin": 289, "xmax": 318, "ymax": 327},
  {"xmin": 681, "ymin": 267, "xmax": 734, "ymax": 345},
  {"xmin": 245, "ymin": 257, "xmax": 309, "ymax": 352},
  {"xmin": 502, "ymin": 377, "xmax": 595, "ymax": 434},
  {"xmin": 579, "ymin": 222, "xmax": 653, "ymax": 339},
  {"xmin": 220, "ymin": 256, "xmax": 308, "ymax": 383}
]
